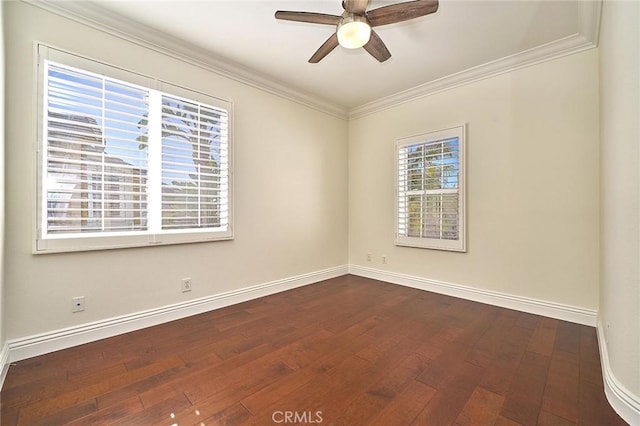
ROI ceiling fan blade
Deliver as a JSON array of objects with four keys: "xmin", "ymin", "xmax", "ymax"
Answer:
[
  {"xmin": 275, "ymin": 11, "xmax": 341, "ymax": 26},
  {"xmin": 343, "ymin": 0, "xmax": 369, "ymax": 14},
  {"xmin": 363, "ymin": 30, "xmax": 391, "ymax": 62},
  {"xmin": 309, "ymin": 33, "xmax": 339, "ymax": 63},
  {"xmin": 367, "ymin": 0, "xmax": 439, "ymax": 27}
]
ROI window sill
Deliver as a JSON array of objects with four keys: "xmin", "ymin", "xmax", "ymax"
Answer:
[{"xmin": 34, "ymin": 229, "xmax": 233, "ymax": 254}]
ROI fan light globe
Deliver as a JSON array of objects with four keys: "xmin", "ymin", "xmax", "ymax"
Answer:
[{"xmin": 337, "ymin": 15, "xmax": 371, "ymax": 49}]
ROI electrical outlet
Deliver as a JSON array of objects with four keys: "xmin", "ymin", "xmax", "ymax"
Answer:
[
  {"xmin": 382, "ymin": 255, "xmax": 388, "ymax": 264},
  {"xmin": 72, "ymin": 296, "xmax": 85, "ymax": 313},
  {"xmin": 182, "ymin": 278, "xmax": 193, "ymax": 293},
  {"xmin": 367, "ymin": 253, "xmax": 372, "ymax": 262}
]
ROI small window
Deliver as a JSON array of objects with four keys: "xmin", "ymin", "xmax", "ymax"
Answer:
[
  {"xmin": 395, "ymin": 125, "xmax": 466, "ymax": 252},
  {"xmin": 36, "ymin": 46, "xmax": 233, "ymax": 253}
]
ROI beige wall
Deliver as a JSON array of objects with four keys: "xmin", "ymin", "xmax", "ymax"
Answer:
[
  {"xmin": 1, "ymin": 1, "xmax": 6, "ymax": 352},
  {"xmin": 349, "ymin": 50, "xmax": 600, "ymax": 309},
  {"xmin": 4, "ymin": 2, "xmax": 348, "ymax": 339},
  {"xmin": 599, "ymin": 0, "xmax": 640, "ymax": 398}
]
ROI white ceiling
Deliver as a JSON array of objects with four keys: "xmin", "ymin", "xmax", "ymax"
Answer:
[{"xmin": 38, "ymin": 0, "xmax": 600, "ymax": 116}]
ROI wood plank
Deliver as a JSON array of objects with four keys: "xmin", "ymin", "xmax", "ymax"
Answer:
[
  {"xmin": 499, "ymin": 351, "xmax": 551, "ymax": 426},
  {"xmin": 455, "ymin": 387, "xmax": 505, "ymax": 425},
  {"xmin": 245, "ymin": 354, "xmax": 370, "ymax": 424},
  {"xmin": 29, "ymin": 398, "xmax": 98, "ymax": 426},
  {"xmin": 494, "ymin": 415, "xmax": 525, "ymax": 426},
  {"xmin": 411, "ymin": 361, "xmax": 486, "ymax": 425},
  {"xmin": 96, "ymin": 359, "xmax": 192, "ymax": 409},
  {"xmin": 368, "ymin": 379, "xmax": 436, "ymax": 425},
  {"xmin": 6, "ymin": 362, "xmax": 127, "ymax": 410},
  {"xmin": 136, "ymin": 344, "xmax": 274, "ymax": 408},
  {"xmin": 579, "ymin": 326, "xmax": 605, "ymax": 386},
  {"xmin": 479, "ymin": 322, "xmax": 535, "ymax": 396},
  {"xmin": 553, "ymin": 321, "xmax": 581, "ymax": 355},
  {"xmin": 331, "ymin": 353, "xmax": 429, "ymax": 425},
  {"xmin": 466, "ymin": 310, "xmax": 519, "ymax": 369},
  {"xmin": 183, "ymin": 359, "xmax": 293, "ymax": 406},
  {"xmin": 240, "ymin": 366, "xmax": 318, "ymax": 415},
  {"xmin": 66, "ymin": 396, "xmax": 144, "ymax": 426},
  {"xmin": 537, "ymin": 410, "xmax": 576, "ymax": 426},
  {"xmin": 527, "ymin": 317, "xmax": 558, "ymax": 356},
  {"xmin": 541, "ymin": 351, "xmax": 579, "ymax": 422},
  {"xmin": 184, "ymin": 402, "xmax": 251, "ymax": 426},
  {"xmin": 15, "ymin": 356, "xmax": 184, "ymax": 424},
  {"xmin": 108, "ymin": 392, "xmax": 191, "ymax": 426}
]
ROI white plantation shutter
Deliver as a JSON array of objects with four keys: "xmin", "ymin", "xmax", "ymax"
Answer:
[
  {"xmin": 396, "ymin": 126, "xmax": 466, "ymax": 252},
  {"xmin": 44, "ymin": 63, "xmax": 150, "ymax": 235},
  {"xmin": 37, "ymin": 46, "xmax": 233, "ymax": 253},
  {"xmin": 160, "ymin": 95, "xmax": 229, "ymax": 231}
]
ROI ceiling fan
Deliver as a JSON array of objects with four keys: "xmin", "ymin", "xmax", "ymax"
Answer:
[{"xmin": 275, "ymin": 0, "xmax": 439, "ymax": 63}]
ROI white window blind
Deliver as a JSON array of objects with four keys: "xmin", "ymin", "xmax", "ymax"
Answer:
[
  {"xmin": 45, "ymin": 63, "xmax": 150, "ymax": 235},
  {"xmin": 160, "ymin": 95, "xmax": 229, "ymax": 231},
  {"xmin": 37, "ymin": 47, "xmax": 233, "ymax": 253},
  {"xmin": 396, "ymin": 125, "xmax": 466, "ymax": 252}
]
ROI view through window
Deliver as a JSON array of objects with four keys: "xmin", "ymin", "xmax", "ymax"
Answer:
[{"xmin": 37, "ymin": 48, "xmax": 232, "ymax": 252}]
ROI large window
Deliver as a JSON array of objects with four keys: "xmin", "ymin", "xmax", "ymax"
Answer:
[
  {"xmin": 36, "ymin": 46, "xmax": 232, "ymax": 253},
  {"xmin": 396, "ymin": 125, "xmax": 466, "ymax": 251}
]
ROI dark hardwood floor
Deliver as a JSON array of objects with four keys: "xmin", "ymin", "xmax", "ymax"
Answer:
[{"xmin": 1, "ymin": 275, "xmax": 627, "ymax": 425}]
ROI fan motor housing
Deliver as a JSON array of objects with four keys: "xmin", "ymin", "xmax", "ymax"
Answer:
[{"xmin": 337, "ymin": 13, "xmax": 372, "ymax": 49}]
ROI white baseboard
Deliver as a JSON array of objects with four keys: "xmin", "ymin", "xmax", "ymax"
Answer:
[
  {"xmin": 596, "ymin": 320, "xmax": 640, "ymax": 425},
  {"xmin": 349, "ymin": 265, "xmax": 597, "ymax": 326},
  {"xmin": 0, "ymin": 341, "xmax": 10, "ymax": 390},
  {"xmin": 7, "ymin": 265, "xmax": 348, "ymax": 363}
]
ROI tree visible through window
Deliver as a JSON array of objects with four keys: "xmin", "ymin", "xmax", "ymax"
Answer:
[
  {"xmin": 160, "ymin": 96, "xmax": 226, "ymax": 230},
  {"xmin": 396, "ymin": 126, "xmax": 466, "ymax": 251}
]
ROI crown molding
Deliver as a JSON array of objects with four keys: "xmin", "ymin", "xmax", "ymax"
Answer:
[
  {"xmin": 23, "ymin": 0, "xmax": 601, "ymax": 121},
  {"xmin": 349, "ymin": 0, "xmax": 602, "ymax": 119},
  {"xmin": 23, "ymin": 0, "xmax": 349, "ymax": 120},
  {"xmin": 579, "ymin": 0, "xmax": 603, "ymax": 46},
  {"xmin": 349, "ymin": 34, "xmax": 596, "ymax": 119}
]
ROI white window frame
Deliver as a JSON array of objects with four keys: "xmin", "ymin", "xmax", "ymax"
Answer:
[
  {"xmin": 395, "ymin": 125, "xmax": 466, "ymax": 252},
  {"xmin": 35, "ymin": 45, "xmax": 233, "ymax": 253}
]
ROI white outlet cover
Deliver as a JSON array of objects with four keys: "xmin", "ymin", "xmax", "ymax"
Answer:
[{"xmin": 72, "ymin": 296, "xmax": 85, "ymax": 312}]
